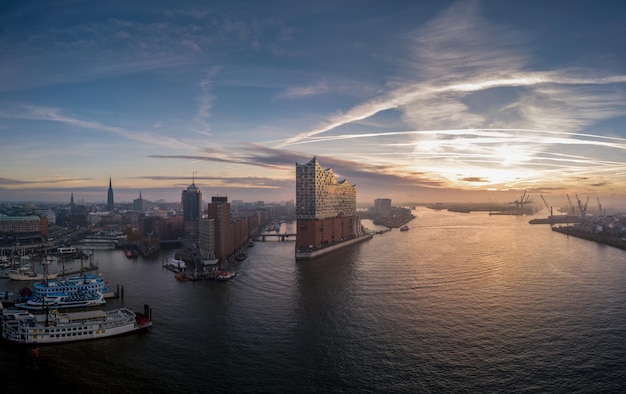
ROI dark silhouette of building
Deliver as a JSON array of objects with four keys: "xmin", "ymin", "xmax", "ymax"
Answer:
[
  {"xmin": 181, "ymin": 178, "xmax": 202, "ymax": 238},
  {"xmin": 107, "ymin": 177, "xmax": 115, "ymax": 211},
  {"xmin": 133, "ymin": 190, "xmax": 146, "ymax": 212}
]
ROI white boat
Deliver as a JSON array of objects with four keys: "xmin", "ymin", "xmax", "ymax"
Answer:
[
  {"xmin": 57, "ymin": 247, "xmax": 77, "ymax": 256},
  {"xmin": 1, "ymin": 304, "xmax": 152, "ymax": 344},
  {"xmin": 8, "ymin": 270, "xmax": 60, "ymax": 281},
  {"xmin": 163, "ymin": 258, "xmax": 186, "ymax": 272},
  {"xmin": 15, "ymin": 292, "xmax": 106, "ymax": 310},
  {"xmin": 32, "ymin": 274, "xmax": 109, "ymax": 297}
]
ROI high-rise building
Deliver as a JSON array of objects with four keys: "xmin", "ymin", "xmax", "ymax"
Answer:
[
  {"xmin": 133, "ymin": 190, "xmax": 146, "ymax": 212},
  {"xmin": 199, "ymin": 218, "xmax": 217, "ymax": 261},
  {"xmin": 181, "ymin": 179, "xmax": 202, "ymax": 238},
  {"xmin": 207, "ymin": 196, "xmax": 232, "ymax": 262},
  {"xmin": 295, "ymin": 157, "xmax": 368, "ymax": 259},
  {"xmin": 107, "ymin": 177, "xmax": 115, "ymax": 211},
  {"xmin": 374, "ymin": 198, "xmax": 392, "ymax": 217}
]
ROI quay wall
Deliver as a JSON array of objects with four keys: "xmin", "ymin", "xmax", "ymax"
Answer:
[
  {"xmin": 295, "ymin": 233, "xmax": 373, "ymax": 261},
  {"xmin": 552, "ymin": 226, "xmax": 626, "ymax": 250}
]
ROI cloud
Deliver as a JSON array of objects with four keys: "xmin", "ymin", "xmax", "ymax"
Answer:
[
  {"xmin": 461, "ymin": 177, "xmax": 489, "ymax": 183},
  {"xmin": 1, "ymin": 105, "xmax": 196, "ymax": 150},
  {"xmin": 277, "ymin": 2, "xmax": 626, "ymax": 149},
  {"xmin": 0, "ymin": 177, "xmax": 91, "ymax": 185},
  {"xmin": 191, "ymin": 67, "xmax": 221, "ymax": 136},
  {"xmin": 280, "ymin": 80, "xmax": 329, "ymax": 99}
]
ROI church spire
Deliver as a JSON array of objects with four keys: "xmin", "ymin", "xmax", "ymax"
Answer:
[{"xmin": 107, "ymin": 176, "xmax": 114, "ymax": 211}]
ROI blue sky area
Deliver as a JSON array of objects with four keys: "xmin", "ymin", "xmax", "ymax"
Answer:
[{"xmin": 1, "ymin": 0, "xmax": 626, "ymax": 210}]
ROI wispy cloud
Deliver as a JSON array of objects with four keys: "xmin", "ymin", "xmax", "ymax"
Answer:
[
  {"xmin": 271, "ymin": 1, "xmax": 626, "ymax": 195},
  {"xmin": 1, "ymin": 105, "xmax": 196, "ymax": 150},
  {"xmin": 0, "ymin": 177, "xmax": 91, "ymax": 186},
  {"xmin": 192, "ymin": 67, "xmax": 221, "ymax": 136},
  {"xmin": 280, "ymin": 80, "xmax": 329, "ymax": 99}
]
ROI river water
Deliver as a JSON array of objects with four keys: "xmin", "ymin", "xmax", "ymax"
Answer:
[{"xmin": 1, "ymin": 207, "xmax": 625, "ymax": 393}]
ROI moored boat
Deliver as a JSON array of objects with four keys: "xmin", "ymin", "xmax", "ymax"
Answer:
[
  {"xmin": 8, "ymin": 270, "xmax": 60, "ymax": 281},
  {"xmin": 163, "ymin": 258, "xmax": 186, "ymax": 273},
  {"xmin": 57, "ymin": 247, "xmax": 78, "ymax": 257},
  {"xmin": 1, "ymin": 304, "xmax": 152, "ymax": 344},
  {"xmin": 216, "ymin": 271, "xmax": 236, "ymax": 281},
  {"xmin": 32, "ymin": 274, "xmax": 109, "ymax": 297},
  {"xmin": 15, "ymin": 292, "xmax": 106, "ymax": 310}
]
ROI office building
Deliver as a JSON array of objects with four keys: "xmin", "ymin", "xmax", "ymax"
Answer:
[
  {"xmin": 133, "ymin": 190, "xmax": 147, "ymax": 212},
  {"xmin": 181, "ymin": 180, "xmax": 202, "ymax": 238}
]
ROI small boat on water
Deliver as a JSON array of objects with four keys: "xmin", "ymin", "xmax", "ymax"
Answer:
[
  {"xmin": 15, "ymin": 292, "xmax": 106, "ymax": 310},
  {"xmin": 57, "ymin": 247, "xmax": 78, "ymax": 257},
  {"xmin": 236, "ymin": 251, "xmax": 247, "ymax": 261},
  {"xmin": 1, "ymin": 304, "xmax": 152, "ymax": 345},
  {"xmin": 125, "ymin": 249, "xmax": 139, "ymax": 259},
  {"xmin": 8, "ymin": 270, "xmax": 60, "ymax": 281},
  {"xmin": 400, "ymin": 225, "xmax": 409, "ymax": 231},
  {"xmin": 163, "ymin": 258, "xmax": 187, "ymax": 273}
]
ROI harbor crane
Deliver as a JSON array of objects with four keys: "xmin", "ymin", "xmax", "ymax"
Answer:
[
  {"xmin": 512, "ymin": 190, "xmax": 533, "ymax": 213},
  {"xmin": 566, "ymin": 194, "xmax": 576, "ymax": 215},
  {"xmin": 597, "ymin": 197, "xmax": 605, "ymax": 217},
  {"xmin": 540, "ymin": 195, "xmax": 553, "ymax": 217},
  {"xmin": 576, "ymin": 194, "xmax": 589, "ymax": 221}
]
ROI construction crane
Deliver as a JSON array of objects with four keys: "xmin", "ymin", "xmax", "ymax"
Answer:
[
  {"xmin": 576, "ymin": 194, "xmax": 589, "ymax": 220},
  {"xmin": 597, "ymin": 197, "xmax": 605, "ymax": 217},
  {"xmin": 566, "ymin": 195, "xmax": 576, "ymax": 215},
  {"xmin": 540, "ymin": 195, "xmax": 553, "ymax": 217}
]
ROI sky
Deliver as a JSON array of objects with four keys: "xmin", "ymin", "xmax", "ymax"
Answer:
[{"xmin": 1, "ymin": 0, "xmax": 626, "ymax": 211}]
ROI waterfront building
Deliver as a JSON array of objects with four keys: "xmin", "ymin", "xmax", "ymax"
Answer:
[
  {"xmin": 207, "ymin": 196, "xmax": 233, "ymax": 262},
  {"xmin": 0, "ymin": 215, "xmax": 48, "ymax": 234},
  {"xmin": 107, "ymin": 177, "xmax": 115, "ymax": 211},
  {"xmin": 181, "ymin": 179, "xmax": 202, "ymax": 238},
  {"xmin": 199, "ymin": 218, "xmax": 217, "ymax": 263},
  {"xmin": 206, "ymin": 196, "xmax": 258, "ymax": 263},
  {"xmin": 141, "ymin": 215, "xmax": 184, "ymax": 242},
  {"xmin": 295, "ymin": 157, "xmax": 368, "ymax": 259},
  {"xmin": 374, "ymin": 198, "xmax": 392, "ymax": 218}
]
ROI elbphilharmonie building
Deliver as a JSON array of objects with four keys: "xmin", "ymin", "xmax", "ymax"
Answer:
[{"xmin": 295, "ymin": 157, "xmax": 370, "ymax": 260}]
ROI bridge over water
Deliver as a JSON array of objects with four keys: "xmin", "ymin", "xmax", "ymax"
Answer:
[{"xmin": 254, "ymin": 233, "xmax": 296, "ymax": 242}]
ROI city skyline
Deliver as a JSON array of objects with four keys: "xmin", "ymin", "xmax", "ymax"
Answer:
[{"xmin": 2, "ymin": 1, "xmax": 626, "ymax": 209}]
